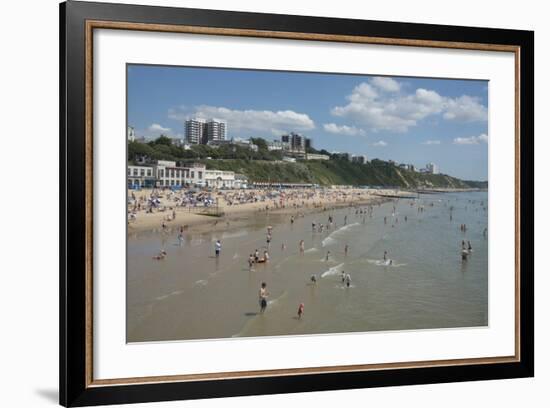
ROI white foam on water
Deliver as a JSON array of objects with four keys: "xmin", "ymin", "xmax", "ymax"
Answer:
[
  {"xmin": 322, "ymin": 223, "xmax": 360, "ymax": 247},
  {"xmin": 154, "ymin": 289, "xmax": 184, "ymax": 301},
  {"xmin": 366, "ymin": 259, "xmax": 406, "ymax": 268},
  {"xmin": 304, "ymin": 248, "xmax": 319, "ymax": 253},
  {"xmin": 232, "ymin": 253, "xmax": 239, "ymax": 259},
  {"xmin": 193, "ymin": 279, "xmax": 208, "ymax": 287},
  {"xmin": 321, "ymin": 263, "xmax": 345, "ymax": 278},
  {"xmin": 335, "ymin": 284, "xmax": 357, "ymax": 289},
  {"xmin": 321, "ymin": 236, "xmax": 338, "ymax": 247}
]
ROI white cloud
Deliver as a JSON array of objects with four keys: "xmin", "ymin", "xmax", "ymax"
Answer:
[
  {"xmin": 453, "ymin": 133, "xmax": 488, "ymax": 145},
  {"xmin": 323, "ymin": 123, "xmax": 366, "ymax": 136},
  {"xmin": 443, "ymin": 95, "xmax": 488, "ymax": 122},
  {"xmin": 372, "ymin": 140, "xmax": 388, "ymax": 147},
  {"xmin": 331, "ymin": 80, "xmax": 487, "ymax": 133},
  {"xmin": 148, "ymin": 123, "xmax": 171, "ymax": 133},
  {"xmin": 371, "ymin": 77, "xmax": 401, "ymax": 92},
  {"xmin": 169, "ymin": 105, "xmax": 315, "ymax": 136},
  {"xmin": 422, "ymin": 140, "xmax": 441, "ymax": 145}
]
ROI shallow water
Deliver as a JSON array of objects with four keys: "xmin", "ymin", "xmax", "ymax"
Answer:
[{"xmin": 127, "ymin": 192, "xmax": 488, "ymax": 342}]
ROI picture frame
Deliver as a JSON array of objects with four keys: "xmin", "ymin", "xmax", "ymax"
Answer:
[{"xmin": 60, "ymin": 0, "xmax": 534, "ymax": 406}]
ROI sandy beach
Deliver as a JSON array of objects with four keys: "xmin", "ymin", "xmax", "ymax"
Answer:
[{"xmin": 127, "ymin": 187, "xmax": 410, "ymax": 234}]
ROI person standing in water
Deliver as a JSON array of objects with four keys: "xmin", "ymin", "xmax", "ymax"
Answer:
[
  {"xmin": 259, "ymin": 282, "xmax": 269, "ymax": 313},
  {"xmin": 326, "ymin": 251, "xmax": 331, "ymax": 261},
  {"xmin": 468, "ymin": 241, "xmax": 473, "ymax": 251},
  {"xmin": 345, "ymin": 273, "xmax": 352, "ymax": 288},
  {"xmin": 297, "ymin": 303, "xmax": 305, "ymax": 319},
  {"xmin": 383, "ymin": 250, "xmax": 388, "ymax": 261},
  {"xmin": 341, "ymin": 271, "xmax": 346, "ymax": 283},
  {"xmin": 215, "ymin": 240, "xmax": 222, "ymax": 257},
  {"xmin": 299, "ymin": 240, "xmax": 305, "ymax": 255},
  {"xmin": 344, "ymin": 244, "xmax": 349, "ymax": 256}
]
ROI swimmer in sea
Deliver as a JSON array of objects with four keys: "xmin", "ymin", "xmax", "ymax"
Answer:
[
  {"xmin": 345, "ymin": 274, "xmax": 352, "ymax": 288},
  {"xmin": 153, "ymin": 249, "xmax": 167, "ymax": 260},
  {"xmin": 248, "ymin": 254, "xmax": 255, "ymax": 270}
]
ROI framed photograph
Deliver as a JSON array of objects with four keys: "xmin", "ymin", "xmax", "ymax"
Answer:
[{"xmin": 60, "ymin": 1, "xmax": 534, "ymax": 406}]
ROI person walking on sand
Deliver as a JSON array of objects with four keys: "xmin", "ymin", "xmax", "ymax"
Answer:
[
  {"xmin": 215, "ymin": 240, "xmax": 221, "ymax": 257},
  {"xmin": 297, "ymin": 303, "xmax": 305, "ymax": 319},
  {"xmin": 259, "ymin": 282, "xmax": 269, "ymax": 313}
]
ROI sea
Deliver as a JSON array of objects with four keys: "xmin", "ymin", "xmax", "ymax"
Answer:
[{"xmin": 127, "ymin": 191, "xmax": 488, "ymax": 342}]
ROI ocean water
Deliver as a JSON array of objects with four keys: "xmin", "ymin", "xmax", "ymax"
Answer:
[{"xmin": 127, "ymin": 192, "xmax": 488, "ymax": 342}]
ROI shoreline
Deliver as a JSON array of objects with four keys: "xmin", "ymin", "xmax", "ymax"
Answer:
[{"xmin": 127, "ymin": 188, "xmax": 407, "ymax": 235}]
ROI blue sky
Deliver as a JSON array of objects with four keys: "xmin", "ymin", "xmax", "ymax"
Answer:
[{"xmin": 128, "ymin": 64, "xmax": 488, "ymax": 180}]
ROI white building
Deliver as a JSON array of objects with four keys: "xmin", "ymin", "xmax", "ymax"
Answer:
[
  {"xmin": 128, "ymin": 160, "xmax": 242, "ymax": 189},
  {"xmin": 127, "ymin": 126, "xmax": 136, "ymax": 142},
  {"xmin": 127, "ymin": 165, "xmax": 155, "ymax": 188},
  {"xmin": 351, "ymin": 155, "xmax": 369, "ymax": 164},
  {"xmin": 185, "ymin": 118, "xmax": 227, "ymax": 144},
  {"xmin": 426, "ymin": 162, "xmax": 439, "ymax": 174},
  {"xmin": 185, "ymin": 118, "xmax": 206, "ymax": 144},
  {"xmin": 333, "ymin": 152, "xmax": 351, "ymax": 161},
  {"xmin": 305, "ymin": 153, "xmax": 330, "ymax": 161},
  {"xmin": 268, "ymin": 140, "xmax": 284, "ymax": 151},
  {"xmin": 205, "ymin": 119, "xmax": 227, "ymax": 143},
  {"xmin": 281, "ymin": 132, "xmax": 305, "ymax": 152},
  {"xmin": 204, "ymin": 169, "xmax": 237, "ymax": 188}
]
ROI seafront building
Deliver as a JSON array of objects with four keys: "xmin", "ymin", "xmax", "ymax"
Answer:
[
  {"xmin": 128, "ymin": 160, "xmax": 245, "ymax": 189},
  {"xmin": 127, "ymin": 165, "xmax": 155, "ymax": 188}
]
